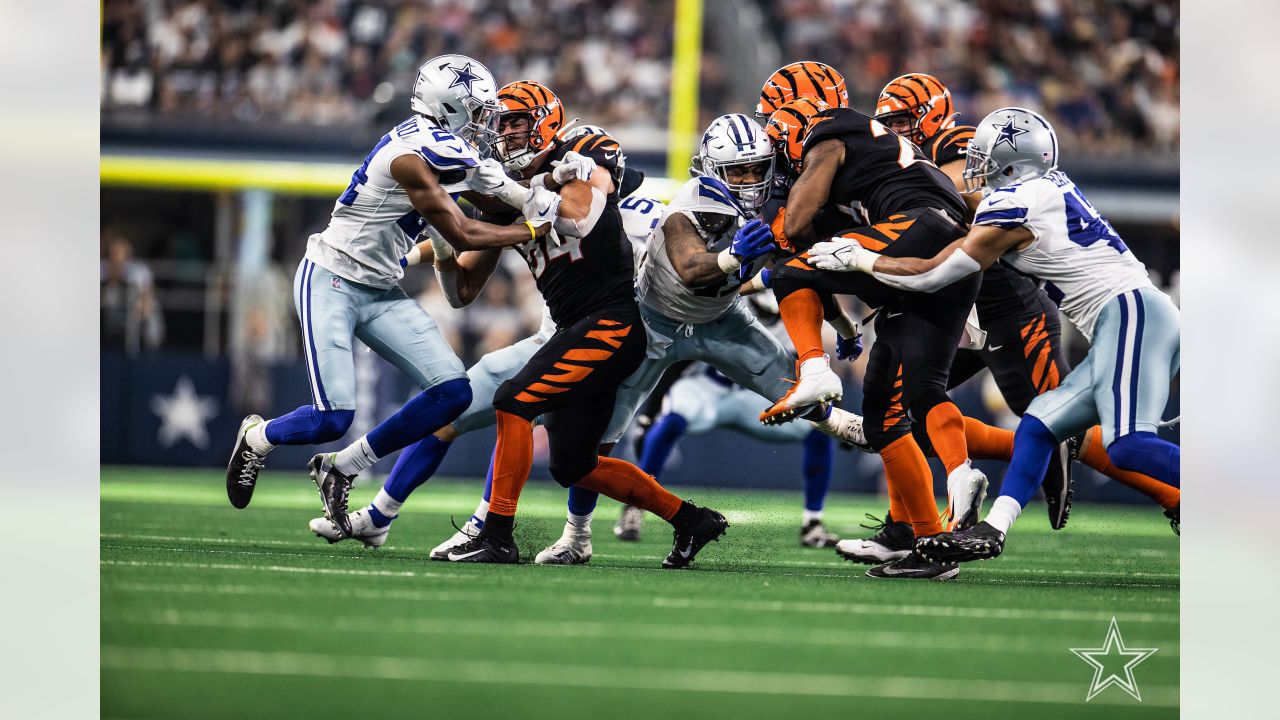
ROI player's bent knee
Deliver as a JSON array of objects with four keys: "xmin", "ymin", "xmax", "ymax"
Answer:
[
  {"xmin": 430, "ymin": 377, "xmax": 473, "ymax": 418},
  {"xmin": 550, "ymin": 458, "xmax": 598, "ymax": 489},
  {"xmin": 865, "ymin": 422, "xmax": 910, "ymax": 453},
  {"xmin": 313, "ymin": 409, "xmax": 356, "ymax": 443},
  {"xmin": 492, "ymin": 380, "xmax": 537, "ymax": 420}
]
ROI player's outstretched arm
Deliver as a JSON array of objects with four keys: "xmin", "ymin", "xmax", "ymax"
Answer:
[
  {"xmin": 391, "ymin": 154, "xmax": 549, "ymax": 250},
  {"xmin": 781, "ymin": 139, "xmax": 845, "ymax": 249},
  {"xmin": 855, "ymin": 224, "xmax": 1032, "ymax": 293}
]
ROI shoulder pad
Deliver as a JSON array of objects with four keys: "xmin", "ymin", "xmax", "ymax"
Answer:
[
  {"xmin": 410, "ymin": 122, "xmax": 480, "ymax": 173},
  {"xmin": 560, "ymin": 132, "xmax": 624, "ymax": 178},
  {"xmin": 925, "ymin": 125, "xmax": 975, "ymax": 165},
  {"xmin": 670, "ymin": 176, "xmax": 745, "ymax": 219}
]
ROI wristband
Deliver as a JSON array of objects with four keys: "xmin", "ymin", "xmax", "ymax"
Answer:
[
  {"xmin": 849, "ymin": 246, "xmax": 879, "ymax": 274},
  {"xmin": 716, "ymin": 248, "xmax": 742, "ymax": 274},
  {"xmin": 401, "ymin": 245, "xmax": 422, "ymax": 267},
  {"xmin": 524, "ymin": 221, "xmax": 538, "ymax": 241}
]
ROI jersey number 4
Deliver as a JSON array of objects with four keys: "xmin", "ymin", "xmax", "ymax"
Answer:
[{"xmin": 521, "ymin": 230, "xmax": 583, "ymax": 279}]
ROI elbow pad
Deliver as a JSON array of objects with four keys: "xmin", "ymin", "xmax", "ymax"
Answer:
[
  {"xmin": 552, "ymin": 188, "xmax": 607, "ymax": 238},
  {"xmin": 873, "ymin": 249, "xmax": 981, "ymax": 293}
]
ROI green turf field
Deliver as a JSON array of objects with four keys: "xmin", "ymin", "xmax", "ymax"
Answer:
[{"xmin": 101, "ymin": 466, "xmax": 1178, "ymax": 719}]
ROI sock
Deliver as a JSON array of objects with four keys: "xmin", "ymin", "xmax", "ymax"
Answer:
[
  {"xmin": 471, "ymin": 500, "xmax": 489, "ymax": 528},
  {"xmin": 801, "ymin": 429, "xmax": 833, "ymax": 513},
  {"xmin": 778, "ymin": 288, "xmax": 826, "ymax": 362},
  {"xmin": 1107, "ymin": 431, "xmax": 1181, "ymax": 488},
  {"xmin": 985, "ymin": 495, "xmax": 1023, "ymax": 534},
  {"xmin": 886, "ymin": 468, "xmax": 907, "ymax": 523},
  {"xmin": 482, "ymin": 447, "xmax": 495, "ymax": 502},
  {"xmin": 575, "ymin": 457, "xmax": 683, "ymax": 521},
  {"xmin": 488, "ymin": 410, "xmax": 534, "ymax": 520},
  {"xmin": 567, "ymin": 486, "xmax": 600, "ymax": 517},
  {"xmin": 880, "ymin": 434, "xmax": 942, "ymax": 536},
  {"xmin": 566, "ymin": 510, "xmax": 593, "ymax": 538},
  {"xmin": 924, "ymin": 402, "xmax": 969, "ymax": 473},
  {"xmin": 367, "ymin": 491, "xmax": 397, "ymax": 529},
  {"xmin": 802, "ymin": 508, "xmax": 824, "ymax": 524},
  {"xmin": 364, "ymin": 377, "xmax": 472, "ymax": 458},
  {"xmin": 964, "ymin": 417, "xmax": 1015, "ymax": 461},
  {"xmin": 263, "ymin": 406, "xmax": 354, "ymax": 446},
  {"xmin": 380, "ymin": 434, "xmax": 451, "ymax": 503},
  {"xmin": 1076, "ymin": 426, "xmax": 1180, "ymax": 508},
  {"xmin": 246, "ymin": 421, "xmax": 273, "ymax": 454},
  {"xmin": 638, "ymin": 412, "xmax": 688, "ymax": 478},
  {"xmin": 1001, "ymin": 415, "xmax": 1059, "ymax": 507},
  {"xmin": 334, "ymin": 435, "xmax": 379, "ymax": 477}
]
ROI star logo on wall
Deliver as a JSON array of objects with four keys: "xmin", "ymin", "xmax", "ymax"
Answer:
[
  {"xmin": 151, "ymin": 375, "xmax": 220, "ymax": 450},
  {"xmin": 991, "ymin": 117, "xmax": 1028, "ymax": 150},
  {"xmin": 448, "ymin": 63, "xmax": 482, "ymax": 94},
  {"xmin": 1070, "ymin": 617, "xmax": 1158, "ymax": 701}
]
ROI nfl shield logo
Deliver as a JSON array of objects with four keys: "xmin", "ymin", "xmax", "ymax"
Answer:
[{"xmin": 331, "ymin": 277, "xmax": 341, "ymax": 288}]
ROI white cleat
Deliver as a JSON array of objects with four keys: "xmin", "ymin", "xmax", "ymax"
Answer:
[
  {"xmin": 943, "ymin": 462, "xmax": 989, "ymax": 532},
  {"xmin": 614, "ymin": 504, "xmax": 644, "ymax": 541},
  {"xmin": 810, "ymin": 406, "xmax": 874, "ymax": 452},
  {"xmin": 429, "ymin": 517, "xmax": 482, "ymax": 560},
  {"xmin": 535, "ymin": 525, "xmax": 593, "ymax": 565},
  {"xmin": 309, "ymin": 509, "xmax": 388, "ymax": 548},
  {"xmin": 760, "ymin": 355, "xmax": 843, "ymax": 425}
]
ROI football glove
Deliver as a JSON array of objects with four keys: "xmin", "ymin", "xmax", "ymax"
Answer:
[
  {"xmin": 731, "ymin": 218, "xmax": 777, "ymax": 264},
  {"xmin": 551, "ymin": 151, "xmax": 596, "ymax": 185},
  {"xmin": 807, "ymin": 239, "xmax": 880, "ymax": 273},
  {"xmin": 835, "ymin": 331, "xmax": 864, "ymax": 361},
  {"xmin": 522, "ymin": 185, "xmax": 561, "ymax": 233},
  {"xmin": 470, "ymin": 158, "xmax": 529, "ymax": 208}
]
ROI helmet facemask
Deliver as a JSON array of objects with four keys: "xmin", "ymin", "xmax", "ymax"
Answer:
[
  {"xmin": 457, "ymin": 96, "xmax": 501, "ymax": 159},
  {"xmin": 706, "ymin": 155, "xmax": 774, "ymax": 216},
  {"xmin": 963, "ymin": 145, "xmax": 997, "ymax": 194}
]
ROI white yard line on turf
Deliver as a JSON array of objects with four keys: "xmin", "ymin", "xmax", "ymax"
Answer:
[
  {"xmin": 100, "ymin": 645, "xmax": 1178, "ymax": 707},
  {"xmin": 102, "ymin": 577, "xmax": 1178, "ymax": 625}
]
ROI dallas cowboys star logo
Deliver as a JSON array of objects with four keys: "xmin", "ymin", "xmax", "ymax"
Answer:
[
  {"xmin": 151, "ymin": 375, "xmax": 220, "ymax": 450},
  {"xmin": 448, "ymin": 62, "xmax": 482, "ymax": 94},
  {"xmin": 991, "ymin": 117, "xmax": 1028, "ymax": 150},
  {"xmin": 1070, "ymin": 617, "xmax": 1158, "ymax": 701}
]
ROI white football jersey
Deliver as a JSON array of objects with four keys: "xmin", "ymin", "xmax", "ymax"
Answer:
[
  {"xmin": 619, "ymin": 195, "xmax": 666, "ymax": 277},
  {"xmin": 973, "ymin": 170, "xmax": 1153, "ymax": 341},
  {"xmin": 307, "ymin": 116, "xmax": 481, "ymax": 288},
  {"xmin": 638, "ymin": 177, "xmax": 751, "ymax": 323}
]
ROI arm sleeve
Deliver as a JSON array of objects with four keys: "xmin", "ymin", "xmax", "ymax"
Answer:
[{"xmin": 871, "ymin": 248, "xmax": 982, "ymax": 293}]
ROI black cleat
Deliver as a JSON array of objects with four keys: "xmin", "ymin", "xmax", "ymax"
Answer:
[
  {"xmin": 801, "ymin": 519, "xmax": 840, "ymax": 548},
  {"xmin": 226, "ymin": 415, "xmax": 267, "ymax": 509},
  {"xmin": 662, "ymin": 506, "xmax": 729, "ymax": 569},
  {"xmin": 1043, "ymin": 438, "xmax": 1074, "ymax": 530},
  {"xmin": 1164, "ymin": 504, "xmax": 1180, "ymax": 535},
  {"xmin": 866, "ymin": 551, "xmax": 959, "ymax": 581},
  {"xmin": 834, "ymin": 512, "xmax": 914, "ymax": 564},
  {"xmin": 915, "ymin": 521, "xmax": 1006, "ymax": 563},
  {"xmin": 308, "ymin": 453, "xmax": 356, "ymax": 538},
  {"xmin": 444, "ymin": 533, "xmax": 519, "ymax": 564},
  {"xmin": 614, "ymin": 504, "xmax": 644, "ymax": 542}
]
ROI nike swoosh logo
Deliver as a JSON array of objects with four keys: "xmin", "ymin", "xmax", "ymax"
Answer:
[
  {"xmin": 988, "ymin": 344, "xmax": 1004, "ymax": 351},
  {"xmin": 880, "ymin": 565, "xmax": 928, "ymax": 576},
  {"xmin": 539, "ymin": 202, "xmax": 554, "ymax": 216},
  {"xmin": 603, "ymin": 152, "xmax": 617, "ymax": 160},
  {"xmin": 677, "ymin": 544, "xmax": 693, "ymax": 559},
  {"xmin": 448, "ymin": 548, "xmax": 486, "ymax": 560},
  {"xmin": 885, "ymin": 311, "xmax": 903, "ymax": 319}
]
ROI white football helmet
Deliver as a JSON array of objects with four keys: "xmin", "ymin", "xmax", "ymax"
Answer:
[
  {"xmin": 691, "ymin": 113, "xmax": 774, "ymax": 215},
  {"xmin": 964, "ymin": 107, "xmax": 1059, "ymax": 194},
  {"xmin": 411, "ymin": 55, "xmax": 501, "ymax": 155}
]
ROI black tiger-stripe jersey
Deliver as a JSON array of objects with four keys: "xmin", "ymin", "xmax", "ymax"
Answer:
[
  {"xmin": 514, "ymin": 134, "xmax": 636, "ymax": 327},
  {"xmin": 921, "ymin": 124, "xmax": 975, "ymax": 167},
  {"xmin": 802, "ymin": 107, "xmax": 967, "ymax": 225}
]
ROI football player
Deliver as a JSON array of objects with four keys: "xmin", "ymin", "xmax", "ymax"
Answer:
[
  {"xmin": 530, "ymin": 112, "xmax": 867, "ymax": 565},
  {"xmin": 809, "ymin": 108, "xmax": 1180, "ymax": 563},
  {"xmin": 223, "ymin": 55, "xmax": 552, "ymax": 535}
]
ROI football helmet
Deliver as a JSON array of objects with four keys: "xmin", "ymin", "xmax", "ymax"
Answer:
[
  {"xmin": 757, "ymin": 61, "xmax": 848, "ymax": 118},
  {"xmin": 692, "ymin": 113, "xmax": 774, "ymax": 215},
  {"xmin": 494, "ymin": 80, "xmax": 566, "ymax": 172},
  {"xmin": 557, "ymin": 123, "xmax": 608, "ymax": 143},
  {"xmin": 411, "ymin": 55, "xmax": 501, "ymax": 155},
  {"xmin": 963, "ymin": 107, "xmax": 1058, "ymax": 194},
  {"xmin": 874, "ymin": 73, "xmax": 958, "ymax": 146},
  {"xmin": 763, "ymin": 97, "xmax": 832, "ymax": 178}
]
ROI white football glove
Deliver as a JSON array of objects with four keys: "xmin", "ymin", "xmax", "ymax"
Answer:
[
  {"xmin": 522, "ymin": 185, "xmax": 561, "ymax": 229},
  {"xmin": 469, "ymin": 158, "xmax": 529, "ymax": 208},
  {"xmin": 551, "ymin": 151, "xmax": 596, "ymax": 185},
  {"xmin": 807, "ymin": 239, "xmax": 881, "ymax": 273}
]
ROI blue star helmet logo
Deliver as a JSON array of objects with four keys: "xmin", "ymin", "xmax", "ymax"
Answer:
[
  {"xmin": 448, "ymin": 62, "xmax": 482, "ymax": 94},
  {"xmin": 992, "ymin": 117, "xmax": 1028, "ymax": 150}
]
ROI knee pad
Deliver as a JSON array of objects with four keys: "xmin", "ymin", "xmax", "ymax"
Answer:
[
  {"xmin": 550, "ymin": 457, "xmax": 599, "ymax": 489},
  {"xmin": 312, "ymin": 409, "xmax": 355, "ymax": 443},
  {"xmin": 491, "ymin": 380, "xmax": 527, "ymax": 417},
  {"xmin": 864, "ymin": 420, "xmax": 910, "ymax": 453},
  {"xmin": 430, "ymin": 377, "xmax": 473, "ymax": 417},
  {"xmin": 907, "ymin": 389, "xmax": 951, "ymax": 422}
]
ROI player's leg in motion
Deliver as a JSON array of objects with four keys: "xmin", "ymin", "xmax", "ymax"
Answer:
[
  {"xmin": 305, "ymin": 281, "xmax": 471, "ymax": 537},
  {"xmin": 919, "ymin": 288, "xmax": 1181, "ymax": 563},
  {"xmin": 226, "ymin": 259, "xmax": 361, "ymax": 509}
]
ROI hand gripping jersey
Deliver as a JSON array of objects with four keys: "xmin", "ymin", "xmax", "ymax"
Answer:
[
  {"xmin": 637, "ymin": 176, "xmax": 753, "ymax": 323},
  {"xmin": 512, "ymin": 133, "xmax": 636, "ymax": 326},
  {"xmin": 803, "ymin": 107, "xmax": 968, "ymax": 225},
  {"xmin": 309, "ymin": 115, "xmax": 480, "ymax": 288},
  {"xmin": 973, "ymin": 170, "xmax": 1154, "ymax": 341}
]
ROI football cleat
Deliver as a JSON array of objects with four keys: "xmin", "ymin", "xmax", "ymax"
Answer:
[
  {"xmin": 308, "ymin": 453, "xmax": 356, "ymax": 538},
  {"xmin": 614, "ymin": 504, "xmax": 644, "ymax": 542},
  {"xmin": 662, "ymin": 506, "xmax": 729, "ymax": 569},
  {"xmin": 444, "ymin": 533, "xmax": 519, "ymax": 564},
  {"xmin": 309, "ymin": 509, "xmax": 388, "ymax": 548},
  {"xmin": 430, "ymin": 517, "xmax": 482, "ymax": 560},
  {"xmin": 865, "ymin": 551, "xmax": 959, "ymax": 581},
  {"xmin": 1164, "ymin": 504, "xmax": 1180, "ymax": 535},
  {"xmin": 801, "ymin": 519, "xmax": 840, "ymax": 548},
  {"xmin": 1042, "ymin": 439, "xmax": 1074, "ymax": 530},
  {"xmin": 942, "ymin": 462, "xmax": 988, "ymax": 532},
  {"xmin": 915, "ymin": 521, "xmax": 1005, "ymax": 563},
  {"xmin": 810, "ymin": 406, "xmax": 874, "ymax": 452},
  {"xmin": 834, "ymin": 512, "xmax": 914, "ymax": 563},
  {"xmin": 535, "ymin": 525, "xmax": 593, "ymax": 565},
  {"xmin": 226, "ymin": 415, "xmax": 267, "ymax": 509},
  {"xmin": 760, "ymin": 355, "xmax": 843, "ymax": 425}
]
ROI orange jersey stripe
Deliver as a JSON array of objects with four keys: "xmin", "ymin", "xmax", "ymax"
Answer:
[
  {"xmin": 541, "ymin": 362, "xmax": 593, "ymax": 383},
  {"xmin": 563, "ymin": 348, "xmax": 613, "ymax": 362}
]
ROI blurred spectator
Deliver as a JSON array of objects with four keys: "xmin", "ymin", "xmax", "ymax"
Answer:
[{"xmin": 101, "ymin": 231, "xmax": 165, "ymax": 353}]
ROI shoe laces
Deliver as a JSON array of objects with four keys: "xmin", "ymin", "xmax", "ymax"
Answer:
[
  {"xmin": 448, "ymin": 515, "xmax": 479, "ymax": 538},
  {"xmin": 238, "ymin": 451, "xmax": 264, "ymax": 482}
]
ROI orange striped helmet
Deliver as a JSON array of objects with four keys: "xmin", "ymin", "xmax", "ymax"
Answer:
[
  {"xmin": 756, "ymin": 61, "xmax": 848, "ymax": 118},
  {"xmin": 874, "ymin": 73, "xmax": 957, "ymax": 146},
  {"xmin": 764, "ymin": 97, "xmax": 832, "ymax": 178},
  {"xmin": 495, "ymin": 80, "xmax": 565, "ymax": 171}
]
